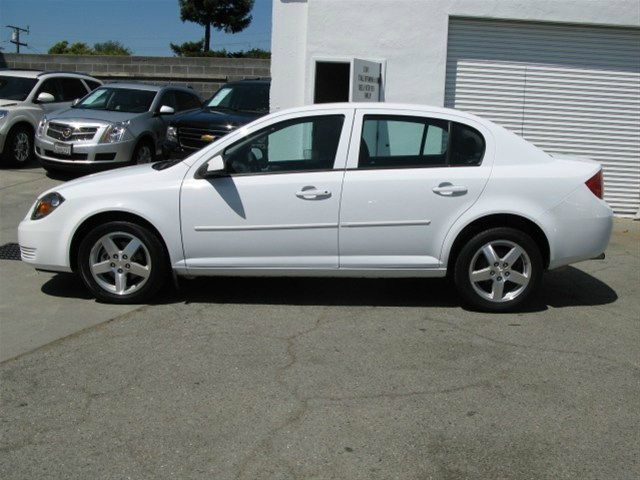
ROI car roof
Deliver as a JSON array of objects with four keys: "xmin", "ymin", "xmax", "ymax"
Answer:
[
  {"xmin": 276, "ymin": 102, "xmax": 491, "ymax": 127},
  {"xmin": 0, "ymin": 69, "xmax": 99, "ymax": 80},
  {"xmin": 226, "ymin": 78, "xmax": 270, "ymax": 86},
  {"xmin": 98, "ymin": 82, "xmax": 197, "ymax": 94}
]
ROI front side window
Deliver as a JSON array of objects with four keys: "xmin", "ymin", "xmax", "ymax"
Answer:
[
  {"xmin": 223, "ymin": 115, "xmax": 345, "ymax": 174},
  {"xmin": 85, "ymin": 79, "xmax": 101, "ymax": 91},
  {"xmin": 0, "ymin": 76, "xmax": 38, "ymax": 101},
  {"xmin": 74, "ymin": 87, "xmax": 156, "ymax": 113},
  {"xmin": 176, "ymin": 91, "xmax": 201, "ymax": 111},
  {"xmin": 36, "ymin": 78, "xmax": 64, "ymax": 102},
  {"xmin": 359, "ymin": 115, "xmax": 484, "ymax": 169}
]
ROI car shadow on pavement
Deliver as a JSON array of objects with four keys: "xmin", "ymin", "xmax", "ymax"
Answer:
[{"xmin": 41, "ymin": 265, "xmax": 618, "ymax": 312}]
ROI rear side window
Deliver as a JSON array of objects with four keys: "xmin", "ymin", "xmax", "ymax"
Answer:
[
  {"xmin": 59, "ymin": 78, "xmax": 88, "ymax": 101},
  {"xmin": 175, "ymin": 91, "xmax": 201, "ymax": 111},
  {"xmin": 360, "ymin": 115, "xmax": 449, "ymax": 168},
  {"xmin": 359, "ymin": 115, "xmax": 484, "ymax": 169},
  {"xmin": 85, "ymin": 79, "xmax": 101, "ymax": 91},
  {"xmin": 449, "ymin": 123, "xmax": 485, "ymax": 166}
]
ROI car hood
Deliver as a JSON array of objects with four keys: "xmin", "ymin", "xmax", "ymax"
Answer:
[
  {"xmin": 45, "ymin": 161, "xmax": 189, "ymax": 200},
  {"xmin": 48, "ymin": 108, "xmax": 142, "ymax": 124},
  {"xmin": 171, "ymin": 108, "xmax": 261, "ymax": 129}
]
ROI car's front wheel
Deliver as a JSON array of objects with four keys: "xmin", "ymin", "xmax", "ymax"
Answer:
[
  {"xmin": 2, "ymin": 125, "xmax": 34, "ymax": 167},
  {"xmin": 77, "ymin": 221, "xmax": 168, "ymax": 303},
  {"xmin": 454, "ymin": 227, "xmax": 542, "ymax": 312}
]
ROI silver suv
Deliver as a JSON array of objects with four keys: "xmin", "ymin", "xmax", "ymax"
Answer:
[
  {"xmin": 35, "ymin": 83, "xmax": 201, "ymax": 173},
  {"xmin": 0, "ymin": 70, "xmax": 102, "ymax": 167}
]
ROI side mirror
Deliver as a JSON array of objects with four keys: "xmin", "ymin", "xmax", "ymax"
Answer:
[
  {"xmin": 36, "ymin": 92, "xmax": 55, "ymax": 104},
  {"xmin": 158, "ymin": 105, "xmax": 175, "ymax": 115},
  {"xmin": 205, "ymin": 155, "xmax": 226, "ymax": 176},
  {"xmin": 72, "ymin": 98, "xmax": 80, "ymax": 106}
]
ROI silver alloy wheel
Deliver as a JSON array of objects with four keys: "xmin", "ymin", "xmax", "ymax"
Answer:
[
  {"xmin": 468, "ymin": 240, "xmax": 531, "ymax": 303},
  {"xmin": 14, "ymin": 132, "xmax": 30, "ymax": 162},
  {"xmin": 89, "ymin": 232, "xmax": 152, "ymax": 296},
  {"xmin": 136, "ymin": 144, "xmax": 153, "ymax": 164}
]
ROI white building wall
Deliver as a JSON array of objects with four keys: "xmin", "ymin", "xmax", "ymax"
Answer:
[{"xmin": 270, "ymin": 0, "xmax": 640, "ymax": 111}]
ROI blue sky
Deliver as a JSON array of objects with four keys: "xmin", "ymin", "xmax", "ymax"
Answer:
[{"xmin": 0, "ymin": 0, "xmax": 272, "ymax": 56}]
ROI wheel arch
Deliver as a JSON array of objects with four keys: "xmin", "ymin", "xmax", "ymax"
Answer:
[
  {"xmin": 445, "ymin": 213, "xmax": 551, "ymax": 273},
  {"xmin": 135, "ymin": 132, "xmax": 158, "ymax": 155},
  {"xmin": 69, "ymin": 210, "xmax": 170, "ymax": 272}
]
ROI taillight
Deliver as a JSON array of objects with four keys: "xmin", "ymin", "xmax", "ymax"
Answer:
[{"xmin": 585, "ymin": 170, "xmax": 604, "ymax": 199}]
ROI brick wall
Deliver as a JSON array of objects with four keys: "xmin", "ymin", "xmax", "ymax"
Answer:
[{"xmin": 0, "ymin": 53, "xmax": 270, "ymax": 100}]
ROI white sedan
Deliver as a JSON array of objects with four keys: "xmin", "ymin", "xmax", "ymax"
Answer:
[{"xmin": 18, "ymin": 103, "xmax": 613, "ymax": 311}]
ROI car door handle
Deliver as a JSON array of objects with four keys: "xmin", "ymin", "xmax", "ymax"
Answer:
[
  {"xmin": 296, "ymin": 186, "xmax": 332, "ymax": 200},
  {"xmin": 432, "ymin": 184, "xmax": 468, "ymax": 196}
]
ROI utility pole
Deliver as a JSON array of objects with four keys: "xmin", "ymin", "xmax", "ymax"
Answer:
[{"xmin": 6, "ymin": 25, "xmax": 29, "ymax": 53}]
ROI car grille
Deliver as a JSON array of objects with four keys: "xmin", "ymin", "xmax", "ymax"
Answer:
[
  {"xmin": 178, "ymin": 126, "xmax": 229, "ymax": 151},
  {"xmin": 47, "ymin": 122, "xmax": 99, "ymax": 142},
  {"xmin": 19, "ymin": 245, "xmax": 37, "ymax": 261}
]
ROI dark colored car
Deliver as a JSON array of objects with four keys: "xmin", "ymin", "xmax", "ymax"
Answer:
[{"xmin": 162, "ymin": 79, "xmax": 270, "ymax": 159}]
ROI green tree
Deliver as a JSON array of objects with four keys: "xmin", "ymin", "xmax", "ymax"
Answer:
[
  {"xmin": 67, "ymin": 42, "xmax": 93, "ymax": 55},
  {"xmin": 48, "ymin": 41, "xmax": 70, "ymax": 54},
  {"xmin": 177, "ymin": 0, "xmax": 254, "ymax": 52},
  {"xmin": 93, "ymin": 41, "xmax": 131, "ymax": 56},
  {"xmin": 170, "ymin": 39, "xmax": 205, "ymax": 56}
]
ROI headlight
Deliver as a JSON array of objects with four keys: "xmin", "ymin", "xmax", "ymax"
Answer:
[
  {"xmin": 37, "ymin": 116, "xmax": 48, "ymax": 137},
  {"xmin": 0, "ymin": 110, "xmax": 8, "ymax": 122},
  {"xmin": 100, "ymin": 122, "xmax": 131, "ymax": 143},
  {"xmin": 166, "ymin": 126, "xmax": 177, "ymax": 143},
  {"xmin": 31, "ymin": 192, "xmax": 65, "ymax": 220}
]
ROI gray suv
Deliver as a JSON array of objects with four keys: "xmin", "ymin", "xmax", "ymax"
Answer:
[
  {"xmin": 35, "ymin": 83, "xmax": 201, "ymax": 173},
  {"xmin": 0, "ymin": 70, "xmax": 102, "ymax": 167}
]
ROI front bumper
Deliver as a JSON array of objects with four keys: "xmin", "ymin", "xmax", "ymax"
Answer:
[
  {"xmin": 18, "ymin": 215, "xmax": 72, "ymax": 273},
  {"xmin": 35, "ymin": 135, "xmax": 136, "ymax": 169}
]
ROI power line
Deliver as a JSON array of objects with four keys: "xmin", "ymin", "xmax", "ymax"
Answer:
[{"xmin": 6, "ymin": 24, "xmax": 29, "ymax": 53}]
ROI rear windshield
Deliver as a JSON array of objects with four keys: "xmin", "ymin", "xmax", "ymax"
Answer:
[
  {"xmin": 75, "ymin": 87, "xmax": 156, "ymax": 113},
  {"xmin": 206, "ymin": 83, "xmax": 269, "ymax": 113},
  {"xmin": 0, "ymin": 76, "xmax": 38, "ymax": 101}
]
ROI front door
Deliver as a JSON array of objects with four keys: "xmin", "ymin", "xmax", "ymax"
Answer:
[
  {"xmin": 180, "ymin": 110, "xmax": 353, "ymax": 271},
  {"xmin": 339, "ymin": 109, "xmax": 493, "ymax": 269}
]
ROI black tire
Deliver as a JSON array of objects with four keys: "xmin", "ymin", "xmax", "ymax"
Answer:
[
  {"xmin": 77, "ymin": 221, "xmax": 168, "ymax": 304},
  {"xmin": 2, "ymin": 125, "xmax": 34, "ymax": 167},
  {"xmin": 130, "ymin": 139, "xmax": 155, "ymax": 165},
  {"xmin": 453, "ymin": 227, "xmax": 543, "ymax": 312}
]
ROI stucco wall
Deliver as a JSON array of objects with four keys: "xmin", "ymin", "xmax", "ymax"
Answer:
[{"xmin": 270, "ymin": 0, "xmax": 640, "ymax": 110}]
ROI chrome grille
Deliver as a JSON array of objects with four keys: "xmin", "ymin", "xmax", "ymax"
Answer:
[
  {"xmin": 178, "ymin": 126, "xmax": 229, "ymax": 151},
  {"xmin": 47, "ymin": 122, "xmax": 98, "ymax": 142}
]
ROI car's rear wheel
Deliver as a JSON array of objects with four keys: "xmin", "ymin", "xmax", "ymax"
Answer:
[
  {"xmin": 77, "ymin": 221, "xmax": 168, "ymax": 303},
  {"xmin": 454, "ymin": 227, "xmax": 542, "ymax": 312},
  {"xmin": 2, "ymin": 125, "xmax": 34, "ymax": 167}
]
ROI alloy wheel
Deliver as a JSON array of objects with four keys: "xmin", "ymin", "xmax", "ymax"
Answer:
[
  {"xmin": 14, "ymin": 132, "xmax": 30, "ymax": 162},
  {"xmin": 89, "ymin": 231, "xmax": 151, "ymax": 295},
  {"xmin": 468, "ymin": 240, "xmax": 531, "ymax": 303},
  {"xmin": 136, "ymin": 145, "xmax": 153, "ymax": 164}
]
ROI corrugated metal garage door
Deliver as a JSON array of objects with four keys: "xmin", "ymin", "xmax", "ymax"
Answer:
[{"xmin": 445, "ymin": 18, "xmax": 640, "ymax": 216}]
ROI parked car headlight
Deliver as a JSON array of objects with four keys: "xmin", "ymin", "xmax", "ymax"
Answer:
[
  {"xmin": 0, "ymin": 110, "xmax": 8, "ymax": 122},
  {"xmin": 31, "ymin": 192, "xmax": 65, "ymax": 220},
  {"xmin": 166, "ymin": 126, "xmax": 178, "ymax": 143},
  {"xmin": 100, "ymin": 121, "xmax": 131, "ymax": 143},
  {"xmin": 37, "ymin": 116, "xmax": 48, "ymax": 137}
]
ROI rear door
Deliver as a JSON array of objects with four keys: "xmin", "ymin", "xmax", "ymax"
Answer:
[{"xmin": 338, "ymin": 108, "xmax": 494, "ymax": 269}]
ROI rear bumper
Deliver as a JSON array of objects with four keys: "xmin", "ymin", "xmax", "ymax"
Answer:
[{"xmin": 539, "ymin": 186, "xmax": 613, "ymax": 270}]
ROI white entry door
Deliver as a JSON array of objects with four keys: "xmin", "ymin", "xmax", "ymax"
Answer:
[{"xmin": 180, "ymin": 109, "xmax": 353, "ymax": 271}]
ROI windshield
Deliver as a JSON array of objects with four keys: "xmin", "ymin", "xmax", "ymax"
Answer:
[
  {"xmin": 206, "ymin": 83, "xmax": 269, "ymax": 113},
  {"xmin": 0, "ymin": 76, "xmax": 38, "ymax": 101},
  {"xmin": 75, "ymin": 87, "xmax": 156, "ymax": 113}
]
